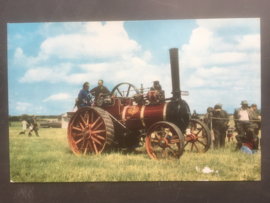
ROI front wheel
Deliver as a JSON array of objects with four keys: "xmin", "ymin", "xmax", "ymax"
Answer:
[
  {"xmin": 184, "ymin": 119, "xmax": 211, "ymax": 153},
  {"xmin": 145, "ymin": 121, "xmax": 185, "ymax": 161}
]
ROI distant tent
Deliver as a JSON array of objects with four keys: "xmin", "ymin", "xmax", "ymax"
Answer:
[{"xmin": 62, "ymin": 113, "xmax": 70, "ymax": 129}]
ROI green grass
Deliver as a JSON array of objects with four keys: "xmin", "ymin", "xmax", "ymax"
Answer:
[{"xmin": 9, "ymin": 121, "xmax": 261, "ymax": 182}]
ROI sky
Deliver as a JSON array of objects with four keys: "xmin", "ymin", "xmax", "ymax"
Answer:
[{"xmin": 7, "ymin": 18, "xmax": 261, "ymax": 115}]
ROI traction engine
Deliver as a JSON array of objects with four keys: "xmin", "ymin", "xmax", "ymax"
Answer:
[{"xmin": 67, "ymin": 48, "xmax": 212, "ymax": 161}]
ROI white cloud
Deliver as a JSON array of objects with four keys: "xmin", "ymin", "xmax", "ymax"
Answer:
[
  {"xmin": 43, "ymin": 93, "xmax": 71, "ymax": 102},
  {"xmin": 14, "ymin": 102, "xmax": 47, "ymax": 114},
  {"xmin": 179, "ymin": 19, "xmax": 260, "ymax": 112},
  {"xmin": 16, "ymin": 102, "xmax": 32, "ymax": 111},
  {"xmin": 19, "ymin": 63, "xmax": 72, "ymax": 83},
  {"xmin": 39, "ymin": 21, "xmax": 140, "ymax": 60},
  {"xmin": 13, "ymin": 47, "xmax": 48, "ymax": 68},
  {"xmin": 196, "ymin": 18, "xmax": 260, "ymax": 32}
]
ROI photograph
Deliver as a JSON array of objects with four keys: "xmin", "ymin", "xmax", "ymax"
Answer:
[{"xmin": 8, "ymin": 18, "xmax": 261, "ymax": 182}]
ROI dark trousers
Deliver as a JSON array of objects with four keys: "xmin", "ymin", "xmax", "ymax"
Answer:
[
  {"xmin": 213, "ymin": 128, "xmax": 226, "ymax": 149},
  {"xmin": 235, "ymin": 121, "xmax": 253, "ymax": 150},
  {"xmin": 29, "ymin": 126, "xmax": 39, "ymax": 137}
]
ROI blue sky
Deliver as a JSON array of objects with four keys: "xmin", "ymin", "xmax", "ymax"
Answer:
[{"xmin": 8, "ymin": 19, "xmax": 260, "ymax": 115}]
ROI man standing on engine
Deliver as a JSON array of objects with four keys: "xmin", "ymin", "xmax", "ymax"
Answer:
[
  {"xmin": 90, "ymin": 80, "xmax": 110, "ymax": 102},
  {"xmin": 77, "ymin": 82, "xmax": 92, "ymax": 108}
]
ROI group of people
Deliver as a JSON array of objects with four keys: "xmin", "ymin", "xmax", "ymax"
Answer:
[
  {"xmin": 21, "ymin": 115, "xmax": 39, "ymax": 137},
  {"xmin": 76, "ymin": 80, "xmax": 110, "ymax": 108},
  {"xmin": 201, "ymin": 101, "xmax": 261, "ymax": 154}
]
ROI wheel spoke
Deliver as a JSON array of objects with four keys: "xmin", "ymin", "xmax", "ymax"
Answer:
[
  {"xmin": 87, "ymin": 140, "xmax": 94, "ymax": 152},
  {"xmin": 80, "ymin": 114, "xmax": 87, "ymax": 126},
  {"xmin": 168, "ymin": 146, "xmax": 177, "ymax": 157},
  {"xmin": 126, "ymin": 85, "xmax": 131, "ymax": 97},
  {"xmin": 94, "ymin": 134, "xmax": 105, "ymax": 140},
  {"xmin": 151, "ymin": 140, "xmax": 159, "ymax": 143},
  {"xmin": 79, "ymin": 122, "xmax": 84, "ymax": 130},
  {"xmin": 184, "ymin": 141, "xmax": 189, "ymax": 147},
  {"xmin": 84, "ymin": 142, "xmax": 88, "ymax": 155},
  {"xmin": 152, "ymin": 145, "xmax": 160, "ymax": 150},
  {"xmin": 75, "ymin": 137, "xmax": 84, "ymax": 144},
  {"xmin": 197, "ymin": 136, "xmax": 205, "ymax": 139},
  {"xmin": 170, "ymin": 139, "xmax": 180, "ymax": 144},
  {"xmin": 117, "ymin": 88, "xmax": 123, "ymax": 97},
  {"xmin": 91, "ymin": 116, "xmax": 101, "ymax": 129},
  {"xmin": 193, "ymin": 142, "xmax": 199, "ymax": 152},
  {"xmin": 80, "ymin": 138, "xmax": 85, "ymax": 149},
  {"xmin": 191, "ymin": 143, "xmax": 194, "ymax": 151},
  {"xmin": 195, "ymin": 128, "xmax": 203, "ymax": 136},
  {"xmin": 85, "ymin": 111, "xmax": 89, "ymax": 124},
  {"xmin": 164, "ymin": 149, "xmax": 168, "ymax": 160},
  {"xmin": 76, "ymin": 133, "xmax": 83, "ymax": 137},
  {"xmin": 91, "ymin": 136, "xmax": 103, "ymax": 146},
  {"xmin": 161, "ymin": 127, "xmax": 165, "ymax": 137},
  {"xmin": 92, "ymin": 121, "xmax": 103, "ymax": 131},
  {"xmin": 72, "ymin": 126, "xmax": 82, "ymax": 132},
  {"xmin": 197, "ymin": 140, "xmax": 206, "ymax": 147},
  {"xmin": 154, "ymin": 131, "xmax": 160, "ymax": 139},
  {"xmin": 93, "ymin": 141, "xmax": 98, "ymax": 154},
  {"xmin": 92, "ymin": 129, "xmax": 106, "ymax": 134}
]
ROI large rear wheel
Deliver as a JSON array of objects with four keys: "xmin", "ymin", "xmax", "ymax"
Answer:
[{"xmin": 67, "ymin": 107, "xmax": 114, "ymax": 156}]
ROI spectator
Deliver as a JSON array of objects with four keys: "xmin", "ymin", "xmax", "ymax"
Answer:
[
  {"xmin": 191, "ymin": 110, "xmax": 200, "ymax": 120},
  {"xmin": 203, "ymin": 107, "xmax": 214, "ymax": 130},
  {"xmin": 29, "ymin": 115, "xmax": 39, "ymax": 137},
  {"xmin": 21, "ymin": 120, "xmax": 29, "ymax": 132},
  {"xmin": 234, "ymin": 100, "xmax": 254, "ymax": 151},
  {"xmin": 212, "ymin": 103, "xmax": 229, "ymax": 149},
  {"xmin": 240, "ymin": 130, "xmax": 259, "ymax": 154},
  {"xmin": 227, "ymin": 126, "xmax": 234, "ymax": 142},
  {"xmin": 250, "ymin": 104, "xmax": 261, "ymax": 136}
]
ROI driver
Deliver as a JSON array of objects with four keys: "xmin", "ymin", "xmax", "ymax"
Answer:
[
  {"xmin": 90, "ymin": 79, "xmax": 110, "ymax": 101},
  {"xmin": 78, "ymin": 82, "xmax": 92, "ymax": 107}
]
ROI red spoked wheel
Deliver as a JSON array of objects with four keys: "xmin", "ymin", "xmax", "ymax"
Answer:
[
  {"xmin": 111, "ymin": 83, "xmax": 140, "ymax": 98},
  {"xmin": 145, "ymin": 121, "xmax": 184, "ymax": 161},
  {"xmin": 184, "ymin": 119, "xmax": 211, "ymax": 153},
  {"xmin": 67, "ymin": 107, "xmax": 114, "ymax": 156}
]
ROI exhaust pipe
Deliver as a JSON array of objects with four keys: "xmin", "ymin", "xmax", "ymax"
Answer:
[{"xmin": 169, "ymin": 48, "xmax": 181, "ymax": 101}]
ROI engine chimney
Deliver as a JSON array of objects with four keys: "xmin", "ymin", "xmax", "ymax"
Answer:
[{"xmin": 169, "ymin": 48, "xmax": 181, "ymax": 101}]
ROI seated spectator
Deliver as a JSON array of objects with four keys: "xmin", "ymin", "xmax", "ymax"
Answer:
[
  {"xmin": 240, "ymin": 131, "xmax": 259, "ymax": 154},
  {"xmin": 227, "ymin": 126, "xmax": 234, "ymax": 142}
]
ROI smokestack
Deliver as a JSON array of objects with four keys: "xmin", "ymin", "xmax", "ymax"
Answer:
[{"xmin": 169, "ymin": 48, "xmax": 181, "ymax": 101}]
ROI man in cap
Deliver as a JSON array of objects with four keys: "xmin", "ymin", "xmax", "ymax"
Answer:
[
  {"xmin": 212, "ymin": 103, "xmax": 229, "ymax": 149},
  {"xmin": 234, "ymin": 100, "xmax": 255, "ymax": 150},
  {"xmin": 90, "ymin": 79, "xmax": 110, "ymax": 102},
  {"xmin": 203, "ymin": 107, "xmax": 214, "ymax": 130},
  {"xmin": 29, "ymin": 115, "xmax": 39, "ymax": 137}
]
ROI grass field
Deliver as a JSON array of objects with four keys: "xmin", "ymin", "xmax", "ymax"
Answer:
[{"xmin": 9, "ymin": 119, "xmax": 261, "ymax": 182}]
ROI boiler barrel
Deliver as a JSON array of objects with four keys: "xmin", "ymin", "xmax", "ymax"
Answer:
[{"xmin": 121, "ymin": 103, "xmax": 168, "ymax": 130}]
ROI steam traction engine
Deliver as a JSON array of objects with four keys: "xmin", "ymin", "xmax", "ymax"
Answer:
[{"xmin": 67, "ymin": 48, "xmax": 211, "ymax": 161}]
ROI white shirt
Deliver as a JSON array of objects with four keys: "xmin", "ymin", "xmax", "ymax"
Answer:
[
  {"xmin": 21, "ymin": 120, "xmax": 28, "ymax": 130},
  {"xmin": 239, "ymin": 108, "xmax": 249, "ymax": 121}
]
